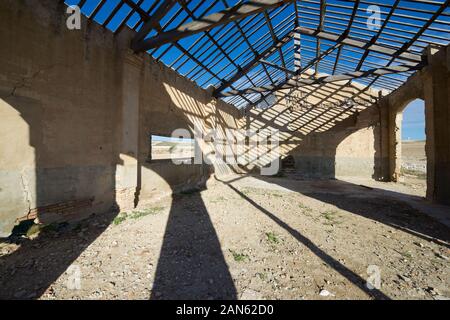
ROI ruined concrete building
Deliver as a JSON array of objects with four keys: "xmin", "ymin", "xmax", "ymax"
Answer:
[{"xmin": 0, "ymin": 0, "xmax": 449, "ymax": 300}]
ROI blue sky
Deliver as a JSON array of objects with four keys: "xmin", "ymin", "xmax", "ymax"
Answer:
[
  {"xmin": 402, "ymin": 99, "xmax": 425, "ymax": 141},
  {"xmin": 66, "ymin": 0, "xmax": 445, "ymax": 129},
  {"xmin": 152, "ymin": 135, "xmax": 193, "ymax": 143},
  {"xmin": 66, "ymin": 0, "xmax": 449, "ymax": 94}
]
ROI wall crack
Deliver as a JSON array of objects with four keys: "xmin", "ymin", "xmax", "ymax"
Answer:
[
  {"xmin": 20, "ymin": 168, "xmax": 32, "ymax": 216},
  {"xmin": 2, "ymin": 63, "xmax": 76, "ymax": 100}
]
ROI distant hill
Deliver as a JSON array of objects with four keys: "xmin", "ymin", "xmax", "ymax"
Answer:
[
  {"xmin": 153, "ymin": 141, "xmax": 178, "ymax": 147},
  {"xmin": 402, "ymin": 140, "xmax": 426, "ymax": 143}
]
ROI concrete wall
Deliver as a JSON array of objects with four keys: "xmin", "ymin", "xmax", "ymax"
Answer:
[
  {"xmin": 0, "ymin": 0, "xmax": 386, "ymax": 237},
  {"xmin": 0, "ymin": 0, "xmax": 238, "ymax": 236},
  {"xmin": 0, "ymin": 0, "xmax": 123, "ymax": 236},
  {"xmin": 246, "ymin": 79, "xmax": 381, "ymax": 179},
  {"xmin": 2, "ymin": 0, "xmax": 448, "ymax": 236},
  {"xmin": 379, "ymin": 45, "xmax": 450, "ymax": 204},
  {"xmin": 425, "ymin": 46, "xmax": 450, "ymax": 204},
  {"xmin": 380, "ymin": 69, "xmax": 425, "ymax": 182}
]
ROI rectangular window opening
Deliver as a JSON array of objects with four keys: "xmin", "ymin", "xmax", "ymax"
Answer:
[{"xmin": 149, "ymin": 135, "xmax": 195, "ymax": 161}]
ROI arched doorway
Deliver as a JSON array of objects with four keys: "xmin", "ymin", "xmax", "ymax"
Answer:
[{"xmin": 395, "ymin": 99, "xmax": 427, "ymax": 195}]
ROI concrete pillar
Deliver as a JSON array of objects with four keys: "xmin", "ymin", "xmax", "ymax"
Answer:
[
  {"xmin": 425, "ymin": 45, "xmax": 450, "ymax": 204},
  {"xmin": 387, "ymin": 101, "xmax": 402, "ymax": 182},
  {"xmin": 423, "ymin": 70, "xmax": 435, "ymax": 201},
  {"xmin": 394, "ymin": 112, "xmax": 403, "ymax": 181},
  {"xmin": 377, "ymin": 98, "xmax": 390, "ymax": 181},
  {"xmin": 115, "ymin": 51, "xmax": 143, "ymax": 211}
]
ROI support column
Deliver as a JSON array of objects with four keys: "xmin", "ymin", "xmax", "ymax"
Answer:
[
  {"xmin": 377, "ymin": 97, "xmax": 390, "ymax": 181},
  {"xmin": 425, "ymin": 45, "xmax": 450, "ymax": 204},
  {"xmin": 387, "ymin": 101, "xmax": 402, "ymax": 182},
  {"xmin": 115, "ymin": 51, "xmax": 143, "ymax": 211}
]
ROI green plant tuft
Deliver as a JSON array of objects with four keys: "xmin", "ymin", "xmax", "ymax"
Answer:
[
  {"xmin": 229, "ymin": 249, "xmax": 249, "ymax": 262},
  {"xmin": 266, "ymin": 232, "xmax": 280, "ymax": 244}
]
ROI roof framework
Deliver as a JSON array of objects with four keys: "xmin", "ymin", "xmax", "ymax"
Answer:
[{"xmin": 67, "ymin": 0, "xmax": 450, "ymax": 109}]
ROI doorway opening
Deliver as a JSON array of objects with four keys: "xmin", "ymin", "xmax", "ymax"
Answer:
[{"xmin": 397, "ymin": 99, "xmax": 427, "ymax": 195}]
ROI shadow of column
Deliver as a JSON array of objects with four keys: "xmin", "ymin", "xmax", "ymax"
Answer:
[
  {"xmin": 150, "ymin": 192, "xmax": 237, "ymax": 300},
  {"xmin": 224, "ymin": 181, "xmax": 391, "ymax": 300}
]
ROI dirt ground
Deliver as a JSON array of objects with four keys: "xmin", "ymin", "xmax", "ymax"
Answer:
[
  {"xmin": 402, "ymin": 141, "xmax": 426, "ymax": 168},
  {"xmin": 401, "ymin": 141, "xmax": 427, "ymax": 192},
  {"xmin": 0, "ymin": 175, "xmax": 448, "ymax": 300}
]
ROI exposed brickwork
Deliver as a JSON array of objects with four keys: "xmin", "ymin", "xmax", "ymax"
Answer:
[{"xmin": 16, "ymin": 198, "xmax": 94, "ymax": 222}]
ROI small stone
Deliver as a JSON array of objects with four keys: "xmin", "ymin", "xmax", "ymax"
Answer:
[
  {"xmin": 425, "ymin": 287, "xmax": 440, "ymax": 296},
  {"xmin": 241, "ymin": 289, "xmax": 263, "ymax": 300},
  {"xmin": 435, "ymin": 253, "xmax": 449, "ymax": 261},
  {"xmin": 319, "ymin": 289, "xmax": 332, "ymax": 297},
  {"xmin": 398, "ymin": 274, "xmax": 411, "ymax": 282},
  {"xmin": 433, "ymin": 295, "xmax": 450, "ymax": 300},
  {"xmin": 13, "ymin": 290, "xmax": 26, "ymax": 299},
  {"xmin": 26, "ymin": 292, "xmax": 37, "ymax": 299}
]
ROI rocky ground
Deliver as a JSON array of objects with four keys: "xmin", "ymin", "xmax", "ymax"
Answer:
[
  {"xmin": 401, "ymin": 140, "xmax": 427, "ymax": 192},
  {"xmin": 401, "ymin": 141, "xmax": 426, "ymax": 170},
  {"xmin": 0, "ymin": 175, "xmax": 449, "ymax": 300}
]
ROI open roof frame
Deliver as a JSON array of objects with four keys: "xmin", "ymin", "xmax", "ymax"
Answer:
[{"xmin": 66, "ymin": 0, "xmax": 450, "ymax": 109}]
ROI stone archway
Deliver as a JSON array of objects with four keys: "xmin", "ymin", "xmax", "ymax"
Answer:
[
  {"xmin": 385, "ymin": 71, "xmax": 426, "ymax": 184},
  {"xmin": 393, "ymin": 99, "xmax": 427, "ymax": 195},
  {"xmin": 392, "ymin": 98, "xmax": 426, "ymax": 182}
]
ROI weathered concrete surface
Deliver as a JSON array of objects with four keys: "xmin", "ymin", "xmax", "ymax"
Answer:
[
  {"xmin": 1, "ymin": 0, "xmax": 449, "ymax": 236},
  {"xmin": 0, "ymin": 0, "xmax": 221, "ymax": 236},
  {"xmin": 246, "ymin": 77, "xmax": 382, "ymax": 179},
  {"xmin": 0, "ymin": 0, "xmax": 388, "ymax": 236},
  {"xmin": 382, "ymin": 69, "xmax": 425, "ymax": 182},
  {"xmin": 426, "ymin": 46, "xmax": 450, "ymax": 205},
  {"xmin": 0, "ymin": 0, "xmax": 123, "ymax": 236},
  {"xmin": 380, "ymin": 45, "xmax": 450, "ymax": 204}
]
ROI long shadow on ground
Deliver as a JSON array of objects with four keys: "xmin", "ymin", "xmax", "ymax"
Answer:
[{"xmin": 150, "ymin": 192, "xmax": 236, "ymax": 299}]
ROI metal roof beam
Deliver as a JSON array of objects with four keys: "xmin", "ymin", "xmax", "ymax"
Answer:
[
  {"xmin": 296, "ymin": 27, "xmax": 423, "ymax": 64},
  {"xmin": 260, "ymin": 59, "xmax": 297, "ymax": 75},
  {"xmin": 131, "ymin": 0, "xmax": 178, "ymax": 49},
  {"xmin": 212, "ymin": 30, "xmax": 295, "ymax": 96},
  {"xmin": 132, "ymin": 0, "xmax": 295, "ymax": 52},
  {"xmin": 218, "ymin": 63, "xmax": 424, "ymax": 97}
]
